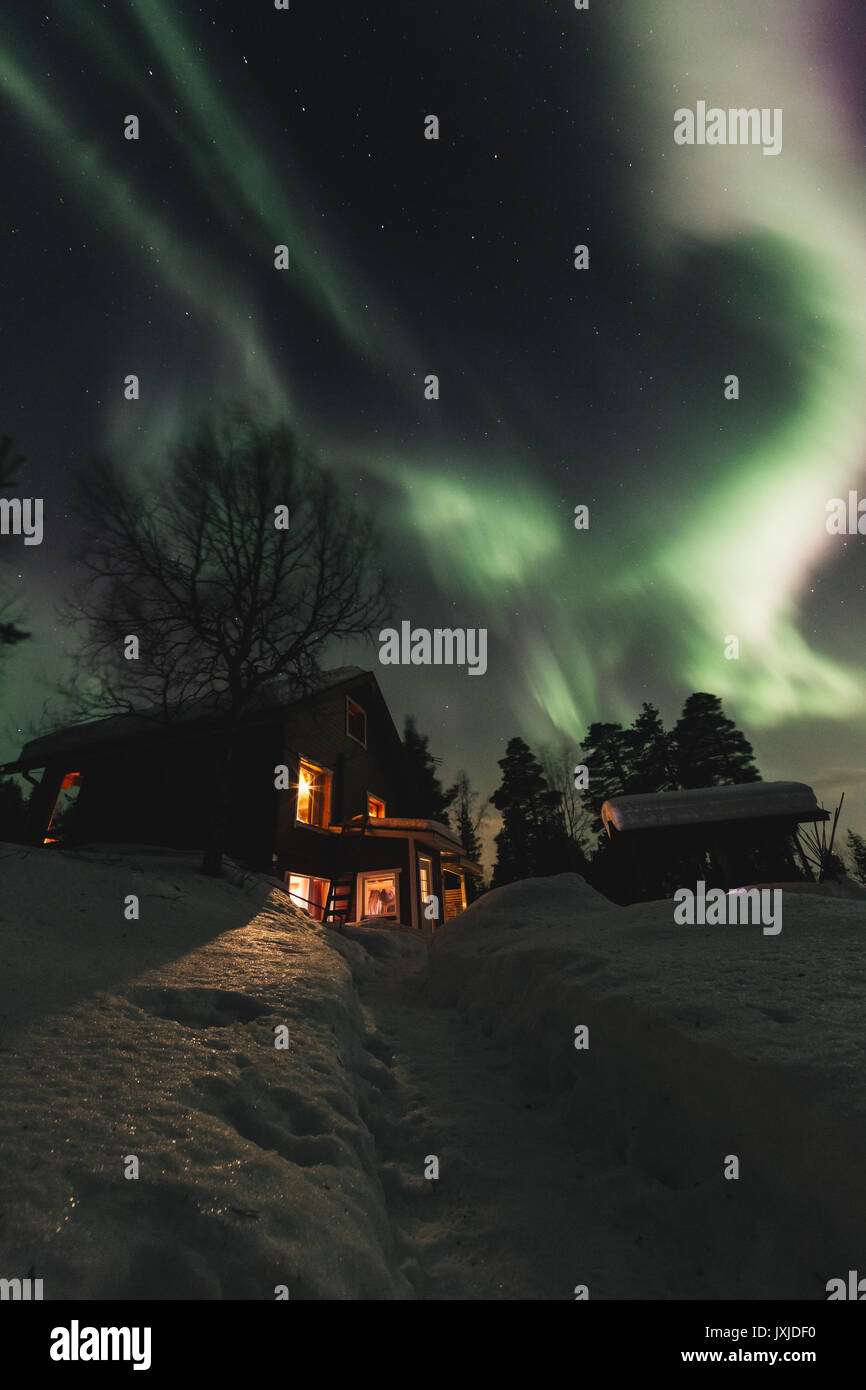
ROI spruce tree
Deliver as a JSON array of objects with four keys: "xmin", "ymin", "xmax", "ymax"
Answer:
[
  {"xmin": 673, "ymin": 693, "xmax": 761, "ymax": 788},
  {"xmin": 629, "ymin": 702, "xmax": 678, "ymax": 793},
  {"xmin": 446, "ymin": 770, "xmax": 483, "ymax": 863},
  {"xmin": 579, "ymin": 721, "xmax": 634, "ymax": 831},
  {"xmin": 402, "ymin": 716, "xmax": 456, "ymax": 822},
  {"xmin": 491, "ymin": 737, "xmax": 563, "ymax": 886}
]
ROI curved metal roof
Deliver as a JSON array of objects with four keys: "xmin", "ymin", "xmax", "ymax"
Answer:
[{"xmin": 601, "ymin": 781, "xmax": 828, "ymax": 834}]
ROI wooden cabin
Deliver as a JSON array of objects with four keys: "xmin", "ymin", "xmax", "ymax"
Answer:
[
  {"xmin": 0, "ymin": 667, "xmax": 481, "ymax": 930},
  {"xmin": 599, "ymin": 780, "xmax": 830, "ymax": 904}
]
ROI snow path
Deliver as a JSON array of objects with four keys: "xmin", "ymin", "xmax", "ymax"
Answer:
[
  {"xmin": 358, "ymin": 948, "xmax": 701, "ymax": 1300},
  {"xmin": 406, "ymin": 876, "xmax": 866, "ymax": 1300}
]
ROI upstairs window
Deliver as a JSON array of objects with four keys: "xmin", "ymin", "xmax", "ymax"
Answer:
[
  {"xmin": 296, "ymin": 758, "xmax": 332, "ymax": 828},
  {"xmin": 346, "ymin": 696, "xmax": 367, "ymax": 747},
  {"xmin": 368, "ymin": 795, "xmax": 386, "ymax": 819}
]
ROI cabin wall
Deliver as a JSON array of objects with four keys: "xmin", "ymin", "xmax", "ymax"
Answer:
[
  {"xmin": 273, "ymin": 678, "xmax": 406, "ymax": 861},
  {"xmin": 33, "ymin": 722, "xmax": 282, "ymax": 867},
  {"xmin": 277, "ymin": 677, "xmax": 404, "ymax": 825},
  {"xmin": 603, "ymin": 815, "xmax": 811, "ymax": 904},
  {"xmin": 23, "ymin": 676, "xmax": 409, "ymax": 875}
]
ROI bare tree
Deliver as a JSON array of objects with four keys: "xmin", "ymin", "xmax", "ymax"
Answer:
[
  {"xmin": 539, "ymin": 743, "xmax": 593, "ymax": 856},
  {"xmin": 445, "ymin": 769, "xmax": 486, "ymax": 897},
  {"xmin": 65, "ymin": 408, "xmax": 390, "ymax": 874}
]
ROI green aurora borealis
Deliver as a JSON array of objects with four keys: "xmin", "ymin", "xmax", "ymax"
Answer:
[{"xmin": 2, "ymin": 0, "xmax": 866, "ymax": 844}]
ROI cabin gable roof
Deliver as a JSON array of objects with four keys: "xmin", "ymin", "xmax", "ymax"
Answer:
[{"xmin": 2, "ymin": 667, "xmax": 398, "ymax": 772}]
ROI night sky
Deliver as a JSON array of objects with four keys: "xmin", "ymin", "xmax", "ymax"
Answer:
[{"xmin": 2, "ymin": 0, "xmax": 866, "ymax": 866}]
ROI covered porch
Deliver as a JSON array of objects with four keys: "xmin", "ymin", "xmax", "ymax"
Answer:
[{"xmin": 278, "ymin": 816, "xmax": 482, "ymax": 931}]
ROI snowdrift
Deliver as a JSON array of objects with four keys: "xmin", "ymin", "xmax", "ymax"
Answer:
[
  {"xmin": 429, "ymin": 874, "xmax": 866, "ymax": 1299},
  {"xmin": 0, "ymin": 843, "xmax": 411, "ymax": 1299}
]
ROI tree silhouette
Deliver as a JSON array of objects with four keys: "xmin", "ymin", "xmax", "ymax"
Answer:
[
  {"xmin": 629, "ymin": 702, "xmax": 679, "ymax": 793},
  {"xmin": 539, "ymin": 743, "xmax": 593, "ymax": 861},
  {"xmin": 444, "ymin": 769, "xmax": 485, "ymax": 898},
  {"xmin": 402, "ymin": 717, "xmax": 456, "ymax": 823},
  {"xmin": 673, "ymin": 692, "xmax": 761, "ymax": 787},
  {"xmin": 579, "ymin": 721, "xmax": 634, "ymax": 831},
  {"xmin": 491, "ymin": 737, "xmax": 564, "ymax": 886}
]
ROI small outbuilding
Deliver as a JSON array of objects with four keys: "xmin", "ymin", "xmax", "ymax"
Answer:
[{"xmin": 599, "ymin": 781, "xmax": 831, "ymax": 903}]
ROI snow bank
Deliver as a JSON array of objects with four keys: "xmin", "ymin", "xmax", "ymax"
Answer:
[
  {"xmin": 429, "ymin": 874, "xmax": 866, "ymax": 1298},
  {"xmin": 0, "ymin": 843, "xmax": 411, "ymax": 1299}
]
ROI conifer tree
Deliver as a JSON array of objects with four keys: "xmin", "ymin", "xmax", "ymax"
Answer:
[
  {"xmin": 446, "ymin": 769, "xmax": 483, "ymax": 863},
  {"xmin": 673, "ymin": 693, "xmax": 761, "ymax": 788},
  {"xmin": 491, "ymin": 737, "xmax": 563, "ymax": 886},
  {"xmin": 579, "ymin": 721, "xmax": 634, "ymax": 831},
  {"xmin": 629, "ymin": 702, "xmax": 679, "ymax": 793},
  {"xmin": 402, "ymin": 716, "xmax": 456, "ymax": 822}
]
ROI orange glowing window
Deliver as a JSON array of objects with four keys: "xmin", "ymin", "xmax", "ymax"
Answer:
[
  {"xmin": 367, "ymin": 795, "xmax": 386, "ymax": 819},
  {"xmin": 286, "ymin": 874, "xmax": 329, "ymax": 921},
  {"xmin": 296, "ymin": 758, "xmax": 331, "ymax": 827},
  {"xmin": 418, "ymin": 855, "xmax": 432, "ymax": 902}
]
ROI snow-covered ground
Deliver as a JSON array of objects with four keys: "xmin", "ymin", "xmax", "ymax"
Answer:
[
  {"xmin": 2, "ymin": 848, "xmax": 864, "ymax": 1300},
  {"xmin": 0, "ymin": 843, "xmax": 411, "ymax": 1299},
  {"xmin": 428, "ymin": 874, "xmax": 866, "ymax": 1297}
]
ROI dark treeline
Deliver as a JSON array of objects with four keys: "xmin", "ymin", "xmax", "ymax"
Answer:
[
  {"xmin": 580, "ymin": 694, "xmax": 760, "ymax": 831},
  {"xmin": 489, "ymin": 693, "xmax": 763, "ymax": 891}
]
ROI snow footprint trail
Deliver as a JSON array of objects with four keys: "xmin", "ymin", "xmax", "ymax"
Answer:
[
  {"xmin": 357, "ymin": 947, "xmax": 752, "ymax": 1301},
  {"xmin": 358, "ymin": 953, "xmax": 595, "ymax": 1301}
]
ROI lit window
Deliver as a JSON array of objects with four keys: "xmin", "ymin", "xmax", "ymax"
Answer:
[
  {"xmin": 286, "ymin": 874, "xmax": 330, "ymax": 921},
  {"xmin": 368, "ymin": 795, "xmax": 386, "ymax": 818},
  {"xmin": 296, "ymin": 758, "xmax": 332, "ymax": 827},
  {"xmin": 360, "ymin": 871, "xmax": 398, "ymax": 919},
  {"xmin": 418, "ymin": 855, "xmax": 432, "ymax": 902},
  {"xmin": 346, "ymin": 697, "xmax": 367, "ymax": 747}
]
